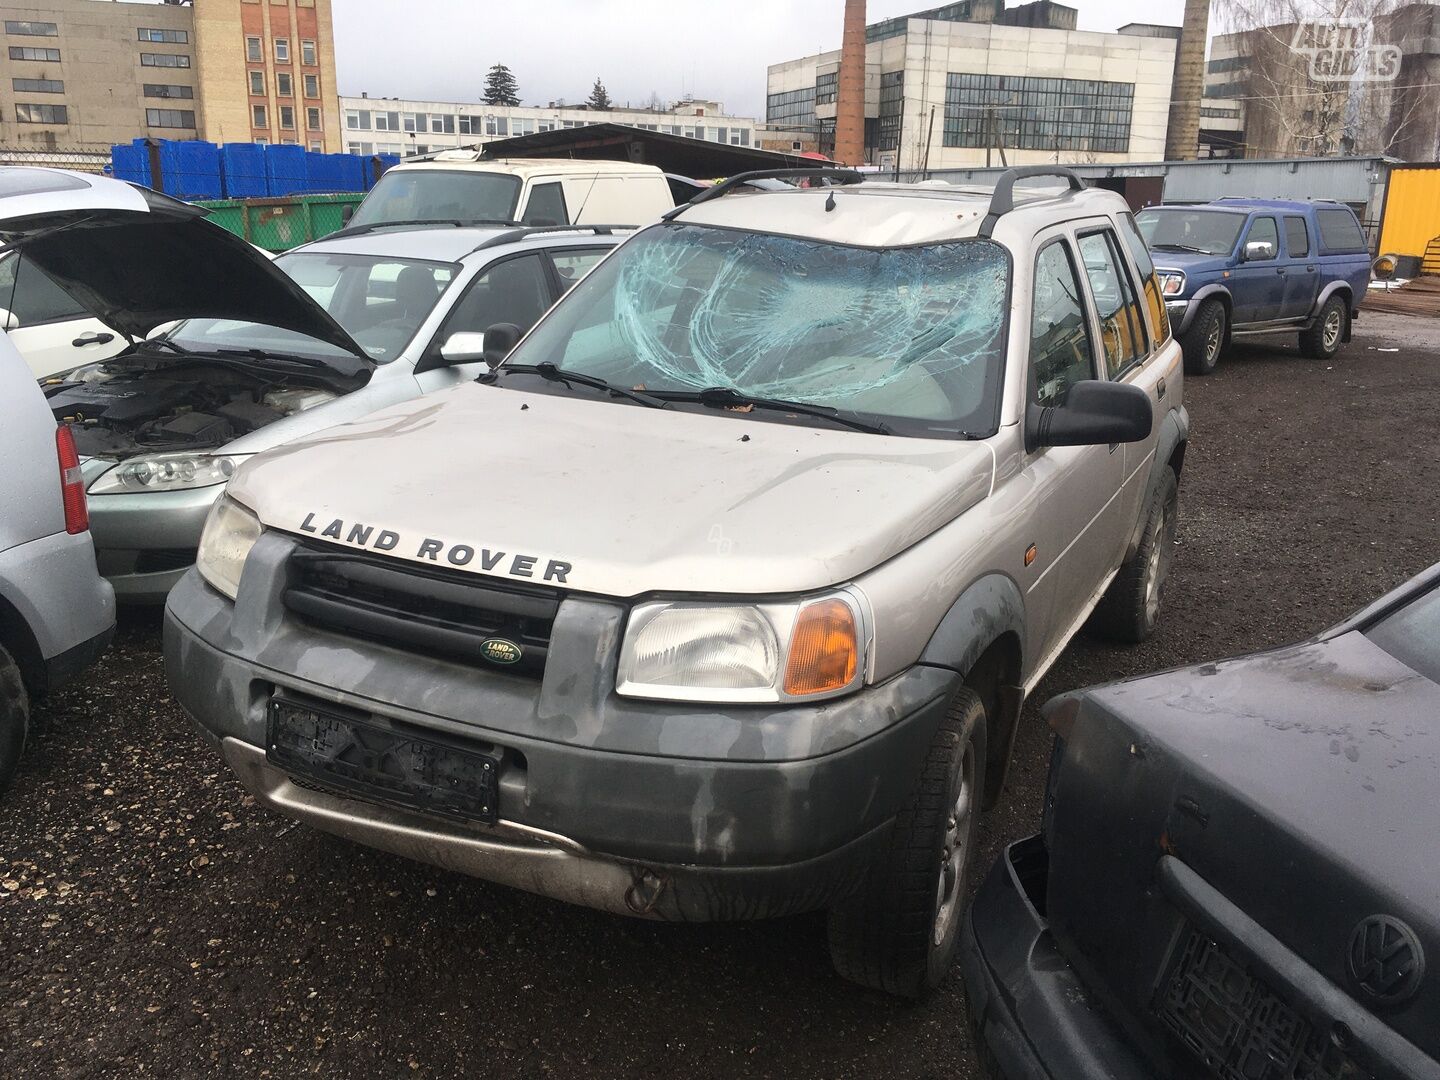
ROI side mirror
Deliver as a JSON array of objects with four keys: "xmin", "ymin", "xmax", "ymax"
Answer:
[
  {"xmin": 0, "ymin": 307, "xmax": 17, "ymax": 330},
  {"xmin": 1244, "ymin": 240, "xmax": 1275, "ymax": 261},
  {"xmin": 341, "ymin": 204, "xmax": 355, "ymax": 225},
  {"xmin": 1026, "ymin": 380, "xmax": 1152, "ymax": 452},
  {"xmin": 437, "ymin": 331, "xmax": 488, "ymax": 366},
  {"xmin": 481, "ymin": 322, "xmax": 521, "ymax": 369}
]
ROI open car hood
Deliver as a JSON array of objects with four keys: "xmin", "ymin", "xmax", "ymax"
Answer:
[{"xmin": 0, "ymin": 168, "xmax": 367, "ymax": 361}]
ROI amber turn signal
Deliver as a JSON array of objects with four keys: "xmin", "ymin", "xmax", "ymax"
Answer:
[{"xmin": 783, "ymin": 598, "xmax": 858, "ymax": 696}]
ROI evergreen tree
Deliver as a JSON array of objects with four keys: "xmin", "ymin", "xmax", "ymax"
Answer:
[
  {"xmin": 483, "ymin": 64, "xmax": 520, "ymax": 107},
  {"xmin": 586, "ymin": 78, "xmax": 612, "ymax": 110}
]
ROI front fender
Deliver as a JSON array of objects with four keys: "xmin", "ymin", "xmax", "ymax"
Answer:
[
  {"xmin": 1176, "ymin": 283, "xmax": 1232, "ymax": 334},
  {"xmin": 918, "ymin": 573, "xmax": 1025, "ymax": 675}
]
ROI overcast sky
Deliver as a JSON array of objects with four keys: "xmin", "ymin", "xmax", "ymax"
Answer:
[{"xmin": 332, "ymin": 0, "xmax": 1186, "ymax": 118}]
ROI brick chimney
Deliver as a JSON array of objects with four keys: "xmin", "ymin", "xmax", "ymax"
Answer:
[
  {"xmin": 1165, "ymin": 0, "xmax": 1209, "ymax": 160},
  {"xmin": 835, "ymin": 0, "xmax": 866, "ymax": 165}
]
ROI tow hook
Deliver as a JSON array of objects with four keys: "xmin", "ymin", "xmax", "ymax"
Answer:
[{"xmin": 624, "ymin": 869, "xmax": 669, "ymax": 915}]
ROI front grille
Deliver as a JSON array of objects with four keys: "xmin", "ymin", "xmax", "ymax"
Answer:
[
  {"xmin": 283, "ymin": 541, "xmax": 560, "ymax": 677},
  {"xmin": 1157, "ymin": 929, "xmax": 1357, "ymax": 1080}
]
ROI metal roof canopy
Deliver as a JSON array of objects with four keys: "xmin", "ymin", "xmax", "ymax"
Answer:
[{"xmin": 475, "ymin": 123, "xmax": 835, "ymax": 178}]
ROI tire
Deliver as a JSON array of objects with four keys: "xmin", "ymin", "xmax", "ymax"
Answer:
[
  {"xmin": 0, "ymin": 644, "xmax": 30, "ymax": 796},
  {"xmin": 827, "ymin": 687, "xmax": 988, "ymax": 999},
  {"xmin": 1299, "ymin": 294, "xmax": 1347, "ymax": 359},
  {"xmin": 1179, "ymin": 298, "xmax": 1226, "ymax": 375},
  {"xmin": 1091, "ymin": 467, "xmax": 1179, "ymax": 644}
]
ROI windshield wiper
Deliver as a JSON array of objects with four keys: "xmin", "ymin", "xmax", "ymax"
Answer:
[
  {"xmin": 1149, "ymin": 243, "xmax": 1212, "ymax": 254},
  {"xmin": 652, "ymin": 386, "xmax": 892, "ymax": 435},
  {"xmin": 497, "ymin": 362, "xmax": 669, "ymax": 409},
  {"xmin": 132, "ymin": 337, "xmax": 188, "ymax": 355},
  {"xmin": 212, "ymin": 346, "xmax": 330, "ymax": 369}
]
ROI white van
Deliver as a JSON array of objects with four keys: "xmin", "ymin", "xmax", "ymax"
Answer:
[{"xmin": 344, "ymin": 155, "xmax": 674, "ymax": 232}]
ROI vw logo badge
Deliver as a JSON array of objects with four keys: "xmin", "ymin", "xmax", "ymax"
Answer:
[{"xmin": 1348, "ymin": 914, "xmax": 1424, "ymax": 1006}]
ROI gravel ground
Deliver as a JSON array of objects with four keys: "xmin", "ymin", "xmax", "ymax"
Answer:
[{"xmin": 4, "ymin": 315, "xmax": 1439, "ymax": 1079}]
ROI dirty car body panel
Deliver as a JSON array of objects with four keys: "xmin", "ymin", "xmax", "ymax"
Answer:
[{"xmin": 962, "ymin": 563, "xmax": 1440, "ymax": 1079}]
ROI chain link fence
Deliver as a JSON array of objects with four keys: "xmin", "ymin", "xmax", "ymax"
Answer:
[{"xmin": 0, "ymin": 144, "xmax": 111, "ymax": 174}]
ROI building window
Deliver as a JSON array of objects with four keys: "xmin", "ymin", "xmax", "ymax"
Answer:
[
  {"xmin": 306, "ymin": 107, "xmax": 321, "ymax": 130},
  {"xmin": 309, "ymin": 140, "xmax": 323, "ymax": 152},
  {"xmin": 401, "ymin": 111, "xmax": 421, "ymax": 132},
  {"xmin": 141, "ymin": 53, "xmax": 191, "ymax": 68},
  {"xmin": 5, "ymin": 20, "xmax": 57, "ymax": 36},
  {"xmin": 347, "ymin": 140, "xmax": 373, "ymax": 154},
  {"xmin": 147, "ymin": 108, "xmax": 196, "ymax": 129},
  {"xmin": 484, "ymin": 116, "xmax": 508, "ymax": 136},
  {"xmin": 876, "ymin": 70, "xmax": 904, "ymax": 151},
  {"xmin": 537, "ymin": 120, "xmax": 554, "ymax": 132},
  {"xmin": 430, "ymin": 113, "xmax": 454, "ymax": 134},
  {"xmin": 301, "ymin": 39, "xmax": 316, "ymax": 65},
  {"xmin": 814, "ymin": 71, "xmax": 837, "ymax": 106},
  {"xmin": 13, "ymin": 77, "xmax": 63, "ymax": 94},
  {"xmin": 345, "ymin": 108, "xmax": 370, "ymax": 129},
  {"xmin": 280, "ymin": 138, "xmax": 297, "ymax": 145},
  {"xmin": 766, "ymin": 85, "xmax": 818, "ymax": 131},
  {"xmin": 16, "ymin": 102, "xmax": 68, "ymax": 124},
  {"xmin": 730, "ymin": 128, "xmax": 749, "ymax": 146},
  {"xmin": 253, "ymin": 137, "xmax": 268, "ymax": 146},
  {"xmin": 144, "ymin": 83, "xmax": 193, "ymax": 99},
  {"xmin": 274, "ymin": 38, "xmax": 289, "ymax": 62},
  {"xmin": 8, "ymin": 46, "xmax": 60, "ymax": 62},
  {"xmin": 248, "ymin": 70, "xmax": 264, "ymax": 96},
  {"xmin": 252, "ymin": 104, "xmax": 267, "ymax": 127},
  {"xmin": 138, "ymin": 28, "xmax": 188, "ymax": 44},
  {"xmin": 303, "ymin": 73, "xmax": 319, "ymax": 98},
  {"xmin": 276, "ymin": 72, "xmax": 292, "ymax": 96},
  {"xmin": 372, "ymin": 111, "xmax": 400, "ymax": 131},
  {"xmin": 511, "ymin": 117, "xmax": 534, "ymax": 136},
  {"xmin": 942, "ymin": 72, "xmax": 1134, "ymax": 154},
  {"xmin": 245, "ymin": 36, "xmax": 262, "ymax": 62},
  {"xmin": 279, "ymin": 105, "xmax": 295, "ymax": 129}
]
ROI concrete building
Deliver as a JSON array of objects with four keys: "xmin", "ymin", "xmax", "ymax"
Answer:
[
  {"xmin": 337, "ymin": 95, "xmax": 760, "ymax": 158},
  {"xmin": 1202, "ymin": 3, "xmax": 1440, "ymax": 162},
  {"xmin": 765, "ymin": 1, "xmax": 1178, "ymax": 169},
  {"xmin": 0, "ymin": 0, "xmax": 341, "ymax": 151}
]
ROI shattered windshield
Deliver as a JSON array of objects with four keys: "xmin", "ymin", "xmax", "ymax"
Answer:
[
  {"xmin": 1135, "ymin": 209, "xmax": 1246, "ymax": 257},
  {"xmin": 502, "ymin": 223, "xmax": 1011, "ymax": 437}
]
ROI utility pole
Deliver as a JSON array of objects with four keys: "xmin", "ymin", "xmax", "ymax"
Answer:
[{"xmin": 835, "ymin": 0, "xmax": 866, "ymax": 166}]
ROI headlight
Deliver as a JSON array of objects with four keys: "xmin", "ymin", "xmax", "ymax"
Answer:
[
  {"xmin": 616, "ymin": 592, "xmax": 867, "ymax": 703},
  {"xmin": 1158, "ymin": 271, "xmax": 1186, "ymax": 297},
  {"xmin": 88, "ymin": 453, "xmax": 252, "ymax": 494},
  {"xmin": 195, "ymin": 496, "xmax": 262, "ymax": 600}
]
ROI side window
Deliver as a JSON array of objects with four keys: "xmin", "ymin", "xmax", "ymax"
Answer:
[
  {"xmin": 1245, "ymin": 216, "xmax": 1278, "ymax": 260},
  {"xmin": 1316, "ymin": 208, "xmax": 1366, "ymax": 253},
  {"xmin": 522, "ymin": 182, "xmax": 569, "ymax": 226},
  {"xmin": 1284, "ymin": 215, "xmax": 1310, "ymax": 258},
  {"xmin": 1030, "ymin": 240, "xmax": 1096, "ymax": 409},
  {"xmin": 0, "ymin": 254, "xmax": 89, "ymax": 325},
  {"xmin": 549, "ymin": 248, "xmax": 609, "ymax": 292},
  {"xmin": 436, "ymin": 254, "xmax": 552, "ymax": 342},
  {"xmin": 1077, "ymin": 230, "xmax": 1146, "ymax": 378},
  {"xmin": 1118, "ymin": 211, "xmax": 1170, "ymax": 343}
]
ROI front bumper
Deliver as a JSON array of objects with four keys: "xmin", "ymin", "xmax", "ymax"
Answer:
[
  {"xmin": 163, "ymin": 540, "xmax": 960, "ymax": 920},
  {"xmin": 86, "ymin": 483, "xmax": 223, "ymax": 604},
  {"xmin": 960, "ymin": 836, "xmax": 1152, "ymax": 1080},
  {"xmin": 1164, "ymin": 299, "xmax": 1194, "ymax": 335}
]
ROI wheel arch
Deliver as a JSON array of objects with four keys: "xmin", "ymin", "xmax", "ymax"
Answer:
[
  {"xmin": 917, "ymin": 573, "xmax": 1026, "ymax": 810},
  {"xmin": 0, "ymin": 591, "xmax": 44, "ymax": 692},
  {"xmin": 1122, "ymin": 406, "xmax": 1189, "ymax": 562}
]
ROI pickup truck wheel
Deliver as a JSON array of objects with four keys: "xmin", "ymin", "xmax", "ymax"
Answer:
[
  {"xmin": 1180, "ymin": 299, "xmax": 1226, "ymax": 375},
  {"xmin": 1300, "ymin": 295, "xmax": 1347, "ymax": 359},
  {"xmin": 1091, "ymin": 467, "xmax": 1178, "ymax": 644},
  {"xmin": 827, "ymin": 686, "xmax": 988, "ymax": 999},
  {"xmin": 0, "ymin": 645, "xmax": 30, "ymax": 796}
]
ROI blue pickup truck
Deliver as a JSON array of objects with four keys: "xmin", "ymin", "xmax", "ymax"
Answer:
[{"xmin": 1135, "ymin": 198, "xmax": 1371, "ymax": 375}]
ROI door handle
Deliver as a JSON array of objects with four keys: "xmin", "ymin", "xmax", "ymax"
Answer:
[
  {"xmin": 1306, "ymin": 265, "xmax": 1317, "ymax": 272},
  {"xmin": 1275, "ymin": 267, "xmax": 1286, "ymax": 275},
  {"xmin": 1157, "ymin": 376, "xmax": 1167, "ymax": 400},
  {"xmin": 73, "ymin": 331, "xmax": 115, "ymax": 346}
]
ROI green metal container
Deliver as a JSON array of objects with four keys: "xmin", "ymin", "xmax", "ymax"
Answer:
[{"xmin": 195, "ymin": 192, "xmax": 365, "ymax": 252}]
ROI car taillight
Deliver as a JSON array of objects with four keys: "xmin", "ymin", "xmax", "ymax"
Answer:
[{"xmin": 56, "ymin": 424, "xmax": 89, "ymax": 534}]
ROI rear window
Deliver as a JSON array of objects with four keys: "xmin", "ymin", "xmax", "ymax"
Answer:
[{"xmin": 1316, "ymin": 208, "xmax": 1366, "ymax": 254}]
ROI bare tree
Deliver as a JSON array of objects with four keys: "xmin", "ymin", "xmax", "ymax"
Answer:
[{"xmin": 1210, "ymin": 0, "xmax": 1431, "ymax": 157}]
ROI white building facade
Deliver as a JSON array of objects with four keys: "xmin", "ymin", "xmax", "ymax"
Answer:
[
  {"xmin": 339, "ymin": 96, "xmax": 759, "ymax": 156},
  {"xmin": 766, "ymin": 4, "xmax": 1178, "ymax": 170}
]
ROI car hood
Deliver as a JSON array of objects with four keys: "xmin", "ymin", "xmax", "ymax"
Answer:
[
  {"xmin": 1147, "ymin": 248, "xmax": 1228, "ymax": 275},
  {"xmin": 227, "ymin": 382, "xmax": 996, "ymax": 598},
  {"xmin": 0, "ymin": 168, "xmax": 366, "ymax": 360}
]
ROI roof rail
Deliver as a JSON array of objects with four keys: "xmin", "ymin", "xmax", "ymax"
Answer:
[
  {"xmin": 468, "ymin": 223, "xmax": 636, "ymax": 252},
  {"xmin": 977, "ymin": 166, "xmax": 1087, "ymax": 238},
  {"xmin": 662, "ymin": 167, "xmax": 864, "ymax": 221}
]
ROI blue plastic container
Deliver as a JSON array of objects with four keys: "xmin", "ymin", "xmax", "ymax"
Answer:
[
  {"xmin": 264, "ymin": 144, "xmax": 309, "ymax": 197},
  {"xmin": 220, "ymin": 143, "xmax": 268, "ymax": 198},
  {"xmin": 159, "ymin": 140, "xmax": 222, "ymax": 200}
]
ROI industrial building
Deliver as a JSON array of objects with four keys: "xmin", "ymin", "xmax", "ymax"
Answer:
[
  {"xmin": 337, "ymin": 95, "xmax": 759, "ymax": 158},
  {"xmin": 765, "ymin": 0, "xmax": 1179, "ymax": 169},
  {"xmin": 0, "ymin": 0, "xmax": 342, "ymax": 151}
]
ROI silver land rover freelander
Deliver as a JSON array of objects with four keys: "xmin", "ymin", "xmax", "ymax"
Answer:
[{"xmin": 163, "ymin": 166, "xmax": 1189, "ymax": 998}]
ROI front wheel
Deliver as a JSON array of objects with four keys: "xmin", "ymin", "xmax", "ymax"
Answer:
[
  {"xmin": 1091, "ymin": 467, "xmax": 1179, "ymax": 644},
  {"xmin": 1180, "ymin": 299, "xmax": 1226, "ymax": 375},
  {"xmin": 1299, "ymin": 295, "xmax": 1347, "ymax": 359},
  {"xmin": 827, "ymin": 687, "xmax": 988, "ymax": 999}
]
